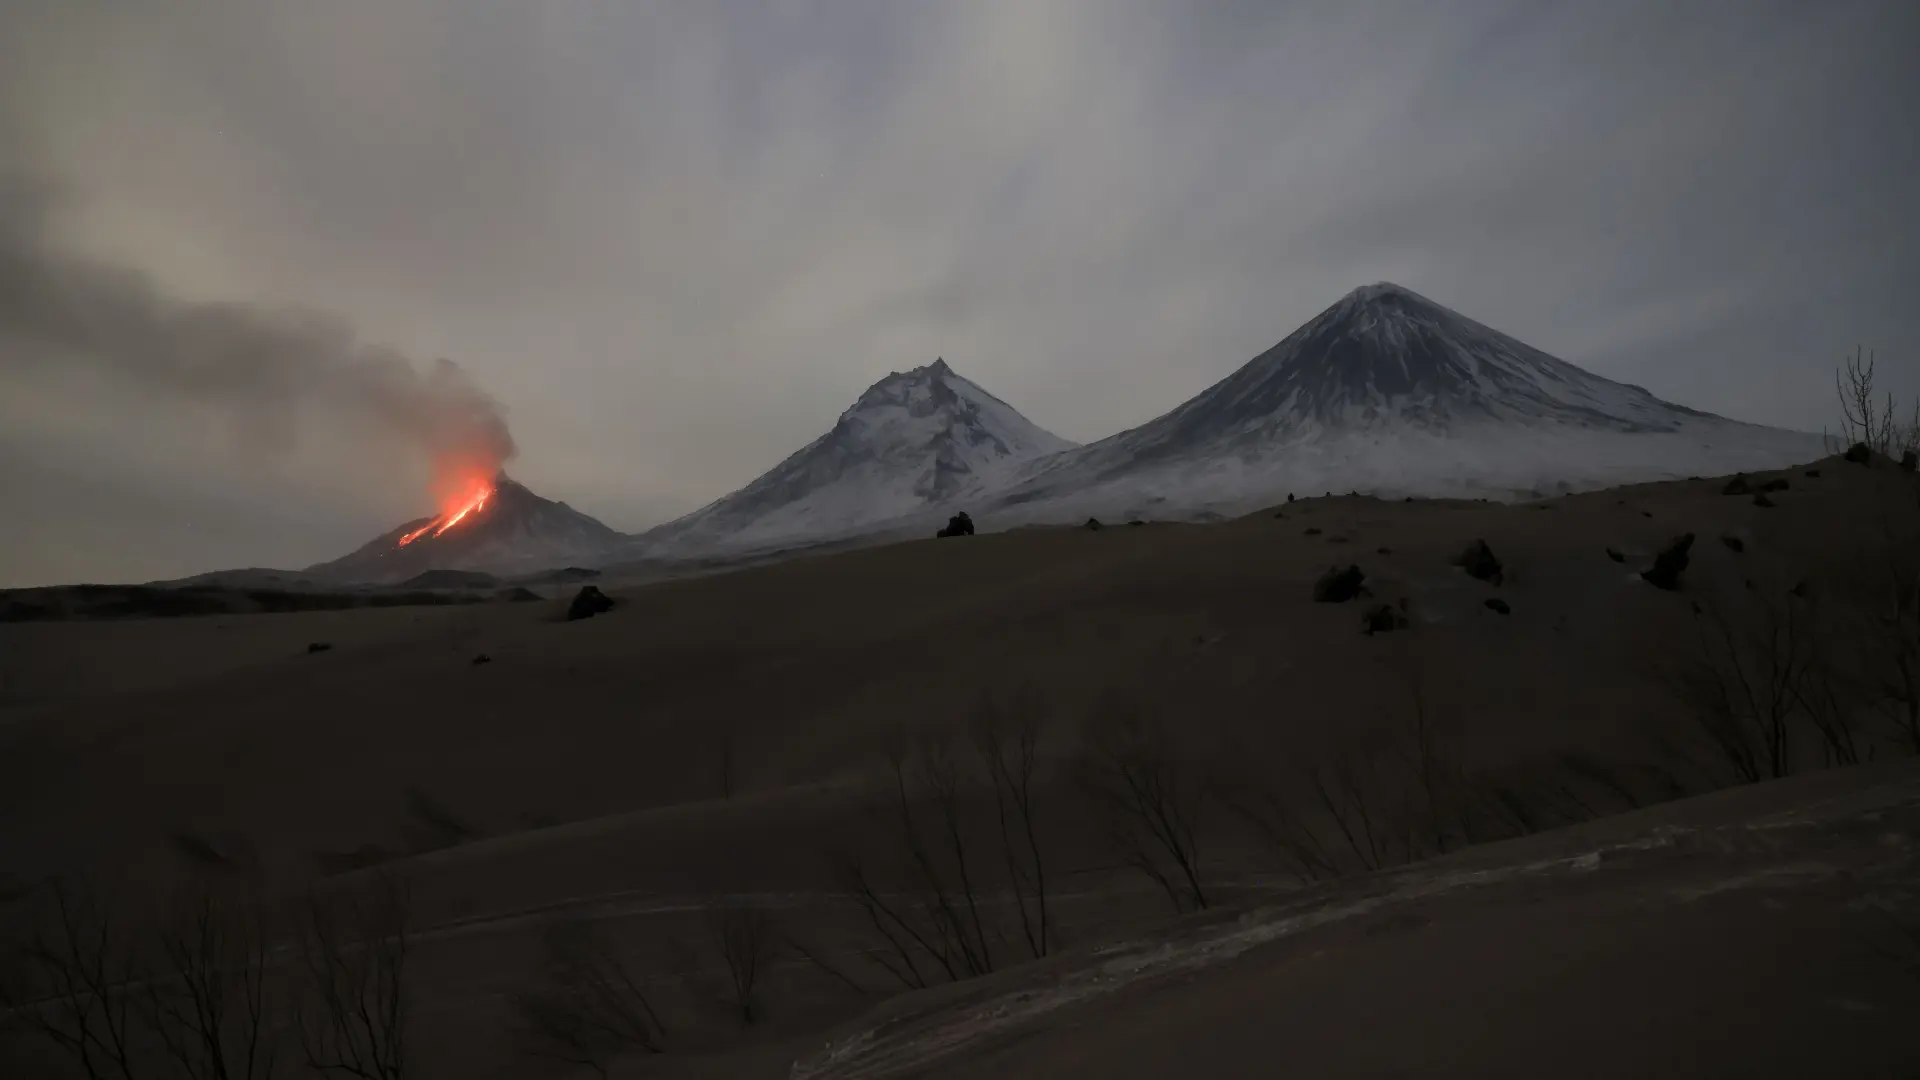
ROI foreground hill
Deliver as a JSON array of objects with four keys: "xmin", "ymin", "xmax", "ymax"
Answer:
[{"xmin": 1, "ymin": 454, "xmax": 1914, "ymax": 1078}]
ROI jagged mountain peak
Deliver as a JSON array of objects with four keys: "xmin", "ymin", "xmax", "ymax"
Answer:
[{"xmin": 645, "ymin": 358, "xmax": 1074, "ymax": 553}]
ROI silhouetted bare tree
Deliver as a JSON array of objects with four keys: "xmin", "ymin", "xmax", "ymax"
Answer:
[
  {"xmin": 294, "ymin": 874, "xmax": 409, "ymax": 1080},
  {"xmin": 511, "ymin": 918, "xmax": 663, "ymax": 1079},
  {"xmin": 702, "ymin": 901, "xmax": 774, "ymax": 1025},
  {"xmin": 1077, "ymin": 709, "xmax": 1209, "ymax": 913},
  {"xmin": 2, "ymin": 879, "xmax": 147, "ymax": 1080},
  {"xmin": 143, "ymin": 890, "xmax": 279, "ymax": 1080},
  {"xmin": 970, "ymin": 695, "xmax": 1050, "ymax": 960}
]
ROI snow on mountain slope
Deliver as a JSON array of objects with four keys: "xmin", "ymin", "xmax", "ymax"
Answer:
[
  {"xmin": 645, "ymin": 359, "xmax": 1076, "ymax": 553},
  {"xmin": 985, "ymin": 282, "xmax": 1823, "ymax": 523},
  {"xmin": 307, "ymin": 474, "xmax": 629, "ymax": 584}
]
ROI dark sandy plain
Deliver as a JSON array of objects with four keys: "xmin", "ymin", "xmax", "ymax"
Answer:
[{"xmin": 3, "ymin": 454, "xmax": 1918, "ymax": 1078}]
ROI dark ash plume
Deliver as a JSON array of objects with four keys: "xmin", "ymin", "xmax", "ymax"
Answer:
[{"xmin": 0, "ymin": 174, "xmax": 516, "ymax": 476}]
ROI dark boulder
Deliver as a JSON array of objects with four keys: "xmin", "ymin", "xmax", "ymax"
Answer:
[
  {"xmin": 1453, "ymin": 539, "xmax": 1504, "ymax": 585},
  {"xmin": 566, "ymin": 585, "xmax": 615, "ymax": 621},
  {"xmin": 1844, "ymin": 442, "xmax": 1871, "ymax": 464},
  {"xmin": 1084, "ymin": 517, "xmax": 1104, "ymax": 531},
  {"xmin": 1722, "ymin": 535, "xmax": 1745, "ymax": 553},
  {"xmin": 935, "ymin": 511, "xmax": 976, "ymax": 539},
  {"xmin": 306, "ymin": 641, "xmax": 333, "ymax": 654},
  {"xmin": 1903, "ymin": 450, "xmax": 1918, "ymax": 472},
  {"xmin": 1361, "ymin": 603, "xmax": 1407, "ymax": 635},
  {"xmin": 1721, "ymin": 474, "xmax": 1753, "ymax": 496},
  {"xmin": 1304, "ymin": 527, "xmax": 1323, "ymax": 536},
  {"xmin": 1759, "ymin": 477, "xmax": 1789, "ymax": 493},
  {"xmin": 1605, "ymin": 547, "xmax": 1625, "ymax": 563},
  {"xmin": 1287, "ymin": 493, "xmax": 1295, "ymax": 503},
  {"xmin": 471, "ymin": 653, "xmax": 492, "ymax": 666},
  {"xmin": 1641, "ymin": 534, "xmax": 1696, "ymax": 591},
  {"xmin": 1805, "ymin": 468, "xmax": 1821, "ymax": 478},
  {"xmin": 1484, "ymin": 597, "xmax": 1511, "ymax": 615},
  {"xmin": 1376, "ymin": 546, "xmax": 1393, "ymax": 555},
  {"xmin": 1752, "ymin": 493, "xmax": 1776, "ymax": 509},
  {"xmin": 1312, "ymin": 565, "xmax": 1367, "ymax": 603}
]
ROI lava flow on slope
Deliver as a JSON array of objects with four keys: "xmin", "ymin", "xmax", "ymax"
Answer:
[{"xmin": 396, "ymin": 478, "xmax": 496, "ymax": 547}]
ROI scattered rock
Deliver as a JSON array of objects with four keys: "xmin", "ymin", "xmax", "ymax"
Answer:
[
  {"xmin": 1722, "ymin": 535, "xmax": 1745, "ymax": 553},
  {"xmin": 1721, "ymin": 474, "xmax": 1753, "ymax": 495},
  {"xmin": 1844, "ymin": 442, "xmax": 1871, "ymax": 464},
  {"xmin": 1272, "ymin": 511, "xmax": 1285, "ymax": 519},
  {"xmin": 1759, "ymin": 477, "xmax": 1789, "ymax": 493},
  {"xmin": 1640, "ymin": 533, "xmax": 1696, "ymax": 591},
  {"xmin": 1127, "ymin": 520, "xmax": 1146, "ymax": 527},
  {"xmin": 306, "ymin": 642, "xmax": 332, "ymax": 654},
  {"xmin": 1327, "ymin": 535, "xmax": 1350, "ymax": 544},
  {"xmin": 1790, "ymin": 580, "xmax": 1809, "ymax": 598},
  {"xmin": 936, "ymin": 511, "xmax": 976, "ymax": 538},
  {"xmin": 1605, "ymin": 547, "xmax": 1625, "ymax": 563},
  {"xmin": 1312, "ymin": 565, "xmax": 1367, "ymax": 603},
  {"xmin": 1361, "ymin": 603, "xmax": 1408, "ymax": 635},
  {"xmin": 1453, "ymin": 539, "xmax": 1505, "ymax": 585},
  {"xmin": 1805, "ymin": 468, "xmax": 1821, "ymax": 478},
  {"xmin": 1084, "ymin": 517, "xmax": 1104, "ymax": 531},
  {"xmin": 1484, "ymin": 598, "xmax": 1511, "ymax": 615},
  {"xmin": 1641, "ymin": 511, "xmax": 1654, "ymax": 518},
  {"xmin": 471, "ymin": 653, "xmax": 492, "ymax": 666},
  {"xmin": 566, "ymin": 585, "xmax": 615, "ymax": 621},
  {"xmin": 1304, "ymin": 527, "xmax": 1323, "ymax": 536},
  {"xmin": 1752, "ymin": 493, "xmax": 1776, "ymax": 509},
  {"xmin": 1376, "ymin": 546, "xmax": 1393, "ymax": 555},
  {"xmin": 1904, "ymin": 450, "xmax": 1918, "ymax": 472}
]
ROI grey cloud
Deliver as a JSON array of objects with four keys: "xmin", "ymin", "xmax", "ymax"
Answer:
[
  {"xmin": 0, "ymin": 173, "xmax": 517, "ymax": 491},
  {"xmin": 1, "ymin": 0, "xmax": 1915, "ymax": 586}
]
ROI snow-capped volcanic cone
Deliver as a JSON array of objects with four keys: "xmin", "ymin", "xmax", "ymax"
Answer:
[
  {"xmin": 989, "ymin": 282, "xmax": 1823, "ymax": 521},
  {"xmin": 645, "ymin": 358, "xmax": 1075, "ymax": 554},
  {"xmin": 308, "ymin": 473, "xmax": 627, "ymax": 584}
]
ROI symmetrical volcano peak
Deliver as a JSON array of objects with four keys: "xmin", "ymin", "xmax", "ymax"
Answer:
[{"xmin": 984, "ymin": 281, "xmax": 1820, "ymax": 519}]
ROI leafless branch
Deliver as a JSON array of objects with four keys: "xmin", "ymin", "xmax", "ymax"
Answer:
[
  {"xmin": 511, "ymin": 918, "xmax": 663, "ymax": 1078},
  {"xmin": 294, "ymin": 874, "xmax": 409, "ymax": 1080},
  {"xmin": 1076, "ymin": 709, "xmax": 1209, "ymax": 913}
]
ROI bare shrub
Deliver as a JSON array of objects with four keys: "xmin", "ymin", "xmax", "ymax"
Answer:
[
  {"xmin": 828, "ymin": 739, "xmax": 996, "ymax": 989},
  {"xmin": 1216, "ymin": 649, "xmax": 1465, "ymax": 882},
  {"xmin": 2, "ymin": 878, "xmax": 147, "ymax": 1079},
  {"xmin": 970, "ymin": 694, "xmax": 1050, "ymax": 960},
  {"xmin": 1, "ymin": 880, "xmax": 282, "ymax": 1080},
  {"xmin": 702, "ymin": 901, "xmax": 773, "ymax": 1025},
  {"xmin": 511, "ymin": 919, "xmax": 661, "ymax": 1078},
  {"xmin": 143, "ymin": 890, "xmax": 279, "ymax": 1080},
  {"xmin": 1076, "ymin": 708, "xmax": 1209, "ymax": 913},
  {"xmin": 295, "ymin": 874, "xmax": 410, "ymax": 1080}
]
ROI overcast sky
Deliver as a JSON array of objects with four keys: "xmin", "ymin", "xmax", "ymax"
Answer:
[{"xmin": 2, "ymin": 0, "xmax": 1916, "ymax": 586}]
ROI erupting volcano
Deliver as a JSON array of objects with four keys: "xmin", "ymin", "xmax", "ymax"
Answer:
[{"xmin": 306, "ymin": 473, "xmax": 629, "ymax": 584}]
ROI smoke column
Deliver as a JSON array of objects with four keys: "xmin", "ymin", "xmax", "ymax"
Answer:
[{"xmin": 0, "ymin": 176, "xmax": 517, "ymax": 495}]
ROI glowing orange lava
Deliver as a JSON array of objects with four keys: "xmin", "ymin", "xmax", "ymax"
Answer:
[{"xmin": 396, "ymin": 481, "xmax": 495, "ymax": 548}]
